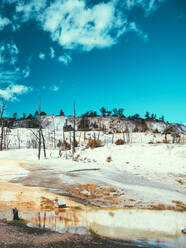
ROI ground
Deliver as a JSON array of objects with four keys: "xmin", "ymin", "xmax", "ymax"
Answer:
[
  {"xmin": 0, "ymin": 143, "xmax": 185, "ymax": 209},
  {"xmin": 0, "ymin": 220, "xmax": 142, "ymax": 248},
  {"xmin": 0, "ymin": 139, "xmax": 186, "ymax": 247}
]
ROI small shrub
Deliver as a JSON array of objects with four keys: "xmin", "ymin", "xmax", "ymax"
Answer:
[
  {"xmin": 86, "ymin": 139, "xmax": 103, "ymax": 149},
  {"xmin": 116, "ymin": 130, "xmax": 122, "ymax": 133},
  {"xmin": 176, "ymin": 179, "xmax": 183, "ymax": 185},
  {"xmin": 73, "ymin": 139, "xmax": 79, "ymax": 147},
  {"xmin": 156, "ymin": 141, "xmax": 162, "ymax": 144},
  {"xmin": 153, "ymin": 128, "xmax": 160, "ymax": 134},
  {"xmin": 133, "ymin": 126, "xmax": 139, "ymax": 132},
  {"xmin": 115, "ymin": 139, "xmax": 124, "ymax": 145},
  {"xmin": 89, "ymin": 227, "xmax": 100, "ymax": 238},
  {"xmin": 61, "ymin": 140, "xmax": 71, "ymax": 150},
  {"xmin": 148, "ymin": 141, "xmax": 154, "ymax": 144},
  {"xmin": 163, "ymin": 139, "xmax": 169, "ymax": 144},
  {"xmin": 63, "ymin": 124, "xmax": 73, "ymax": 131},
  {"xmin": 106, "ymin": 156, "xmax": 112, "ymax": 162},
  {"xmin": 57, "ymin": 140, "xmax": 62, "ymax": 148},
  {"xmin": 109, "ymin": 211, "xmax": 115, "ymax": 217}
]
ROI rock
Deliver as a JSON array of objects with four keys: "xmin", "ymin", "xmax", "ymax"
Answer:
[
  {"xmin": 54, "ymin": 199, "xmax": 66, "ymax": 208},
  {"xmin": 0, "ymin": 209, "xmax": 13, "ymax": 221},
  {"xmin": 12, "ymin": 207, "xmax": 20, "ymax": 220}
]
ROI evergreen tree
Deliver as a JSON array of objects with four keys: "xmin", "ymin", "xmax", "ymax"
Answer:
[
  {"xmin": 100, "ymin": 107, "xmax": 106, "ymax": 116},
  {"xmin": 118, "ymin": 108, "xmax": 124, "ymax": 117},
  {"xmin": 60, "ymin": 109, "xmax": 64, "ymax": 116},
  {"xmin": 145, "ymin": 112, "xmax": 150, "ymax": 119},
  {"xmin": 13, "ymin": 112, "xmax": 17, "ymax": 119},
  {"xmin": 78, "ymin": 114, "xmax": 90, "ymax": 130},
  {"xmin": 27, "ymin": 113, "xmax": 33, "ymax": 119},
  {"xmin": 34, "ymin": 110, "xmax": 39, "ymax": 118}
]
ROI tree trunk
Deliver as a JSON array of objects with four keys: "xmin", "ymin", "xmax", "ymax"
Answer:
[
  {"xmin": 72, "ymin": 102, "xmax": 76, "ymax": 156},
  {"xmin": 38, "ymin": 128, "xmax": 41, "ymax": 160},
  {"xmin": 41, "ymin": 129, "xmax": 46, "ymax": 159},
  {"xmin": 0, "ymin": 100, "xmax": 5, "ymax": 151}
]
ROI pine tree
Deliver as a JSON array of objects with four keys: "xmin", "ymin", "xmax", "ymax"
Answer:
[{"xmin": 60, "ymin": 109, "xmax": 64, "ymax": 116}]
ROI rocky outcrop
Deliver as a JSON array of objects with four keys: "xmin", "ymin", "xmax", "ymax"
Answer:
[{"xmin": 2, "ymin": 115, "xmax": 186, "ymax": 134}]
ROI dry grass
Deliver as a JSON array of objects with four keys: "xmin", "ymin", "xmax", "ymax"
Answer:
[
  {"xmin": 172, "ymin": 200, "xmax": 186, "ymax": 210},
  {"xmin": 108, "ymin": 211, "xmax": 115, "ymax": 217},
  {"xmin": 106, "ymin": 156, "xmax": 112, "ymax": 162},
  {"xmin": 86, "ymin": 139, "xmax": 103, "ymax": 149},
  {"xmin": 176, "ymin": 179, "xmax": 184, "ymax": 185},
  {"xmin": 66, "ymin": 184, "xmax": 123, "ymax": 206},
  {"xmin": 115, "ymin": 139, "xmax": 124, "ymax": 145},
  {"xmin": 150, "ymin": 201, "xmax": 186, "ymax": 211},
  {"xmin": 40, "ymin": 197, "xmax": 54, "ymax": 210}
]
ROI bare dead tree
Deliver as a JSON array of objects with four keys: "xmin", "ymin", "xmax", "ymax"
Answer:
[
  {"xmin": 63, "ymin": 127, "xmax": 65, "ymax": 142},
  {"xmin": 122, "ymin": 130, "xmax": 126, "ymax": 144},
  {"xmin": 98, "ymin": 118, "xmax": 101, "ymax": 140},
  {"xmin": 37, "ymin": 102, "xmax": 46, "ymax": 160},
  {"xmin": 41, "ymin": 130, "xmax": 46, "ymax": 158},
  {"xmin": 84, "ymin": 131, "xmax": 86, "ymax": 141},
  {"xmin": 69, "ymin": 131, "xmax": 72, "ymax": 146},
  {"xmin": 72, "ymin": 102, "xmax": 76, "ymax": 156},
  {"xmin": 112, "ymin": 132, "xmax": 114, "ymax": 144},
  {"xmin": 4, "ymin": 127, "xmax": 11, "ymax": 149},
  {"xmin": 17, "ymin": 129, "xmax": 21, "ymax": 149},
  {"xmin": 79, "ymin": 132, "xmax": 81, "ymax": 144},
  {"xmin": 93, "ymin": 132, "xmax": 96, "ymax": 140},
  {"xmin": 52, "ymin": 116, "xmax": 56, "ymax": 149},
  {"xmin": 0, "ymin": 99, "xmax": 5, "ymax": 151}
]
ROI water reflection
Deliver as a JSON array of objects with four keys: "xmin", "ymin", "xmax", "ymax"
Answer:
[{"xmin": 19, "ymin": 208, "xmax": 186, "ymax": 248}]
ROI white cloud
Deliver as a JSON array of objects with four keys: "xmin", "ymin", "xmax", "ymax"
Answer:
[
  {"xmin": 22, "ymin": 66, "xmax": 30, "ymax": 78},
  {"xmin": 58, "ymin": 54, "xmax": 72, "ymax": 65},
  {"xmin": 15, "ymin": 0, "xmax": 47, "ymax": 22},
  {"xmin": 42, "ymin": 84, "xmax": 60, "ymax": 91},
  {"xmin": 0, "ymin": 68, "xmax": 22, "ymax": 84},
  {"xmin": 129, "ymin": 22, "xmax": 148, "ymax": 41},
  {"xmin": 49, "ymin": 47, "xmax": 55, "ymax": 59},
  {"xmin": 0, "ymin": 83, "xmax": 32, "ymax": 101},
  {"xmin": 4, "ymin": 0, "xmax": 166, "ymax": 52},
  {"xmin": 38, "ymin": 52, "xmax": 46, "ymax": 60},
  {"xmin": 50, "ymin": 85, "xmax": 59, "ymax": 92},
  {"xmin": 0, "ymin": 15, "xmax": 11, "ymax": 31},
  {"xmin": 40, "ymin": 0, "xmax": 127, "ymax": 51},
  {"xmin": 11, "ymin": 23, "xmax": 21, "ymax": 32},
  {"xmin": 0, "ymin": 40, "xmax": 19, "ymax": 65},
  {"xmin": 125, "ymin": 0, "xmax": 165, "ymax": 15}
]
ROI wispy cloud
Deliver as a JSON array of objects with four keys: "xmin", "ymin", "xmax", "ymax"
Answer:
[
  {"xmin": 38, "ymin": 52, "xmax": 46, "ymax": 60},
  {"xmin": 49, "ymin": 46, "xmax": 55, "ymax": 59},
  {"xmin": 15, "ymin": 0, "xmax": 47, "ymax": 22},
  {"xmin": 3, "ymin": 0, "xmax": 166, "ymax": 53},
  {"xmin": 22, "ymin": 66, "xmax": 30, "ymax": 78},
  {"xmin": 0, "ymin": 40, "xmax": 19, "ymax": 65},
  {"xmin": 0, "ymin": 83, "xmax": 32, "ymax": 101},
  {"xmin": 50, "ymin": 85, "xmax": 59, "ymax": 92},
  {"xmin": 58, "ymin": 54, "xmax": 72, "ymax": 65},
  {"xmin": 42, "ymin": 84, "xmax": 60, "ymax": 92},
  {"xmin": 40, "ymin": 0, "xmax": 127, "ymax": 51},
  {"xmin": 0, "ymin": 15, "xmax": 11, "ymax": 31},
  {"xmin": 0, "ymin": 68, "xmax": 22, "ymax": 84},
  {"xmin": 125, "ymin": 0, "xmax": 165, "ymax": 15},
  {"xmin": 129, "ymin": 22, "xmax": 148, "ymax": 41}
]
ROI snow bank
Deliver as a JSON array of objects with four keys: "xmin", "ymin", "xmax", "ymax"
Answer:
[{"xmin": 87, "ymin": 209, "xmax": 186, "ymax": 236}]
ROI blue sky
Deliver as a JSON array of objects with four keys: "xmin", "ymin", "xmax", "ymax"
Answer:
[{"xmin": 0, "ymin": 0, "xmax": 185, "ymax": 123}]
